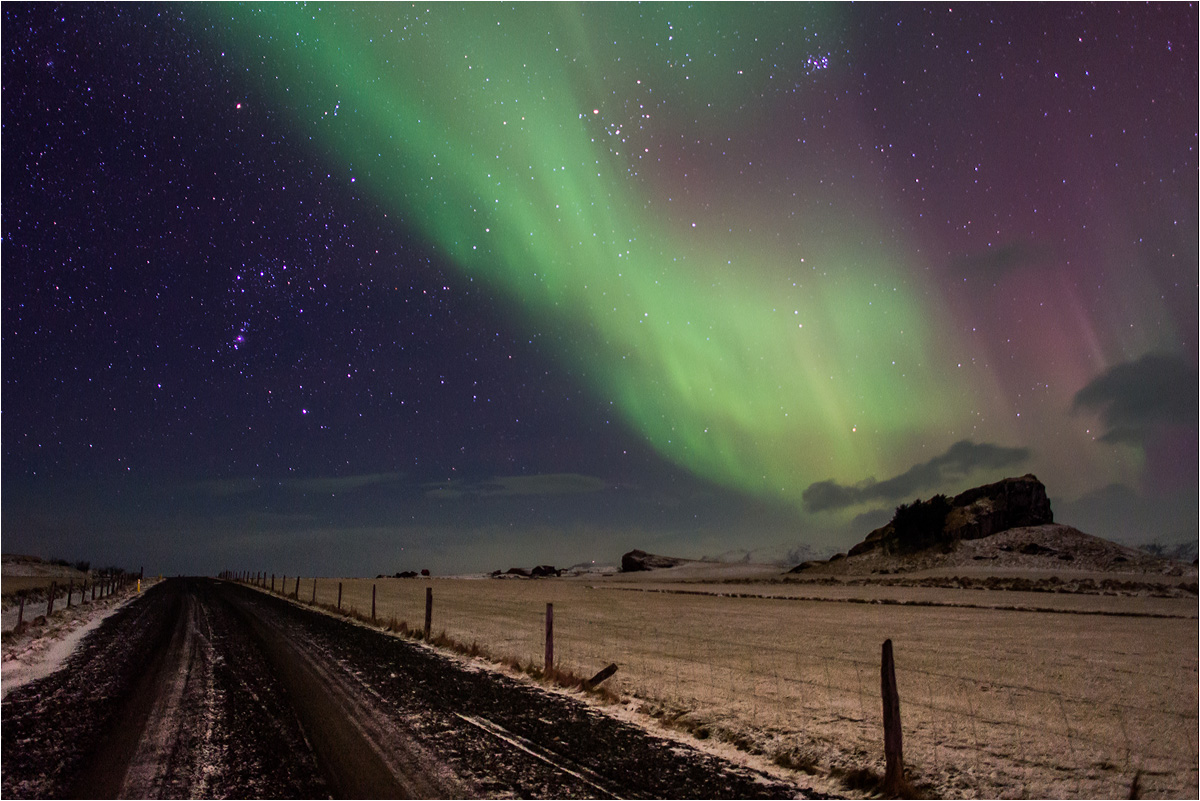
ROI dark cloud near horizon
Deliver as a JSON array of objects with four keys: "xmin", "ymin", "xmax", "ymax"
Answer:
[
  {"xmin": 1072, "ymin": 353, "xmax": 1198, "ymax": 444},
  {"xmin": 424, "ymin": 473, "xmax": 608, "ymax": 500},
  {"xmin": 947, "ymin": 241, "xmax": 1054, "ymax": 282},
  {"xmin": 802, "ymin": 440, "xmax": 1032, "ymax": 512},
  {"xmin": 848, "ymin": 506, "xmax": 894, "ymax": 534},
  {"xmin": 192, "ymin": 473, "xmax": 407, "ymax": 497},
  {"xmin": 1055, "ymin": 481, "xmax": 1198, "ymax": 547}
]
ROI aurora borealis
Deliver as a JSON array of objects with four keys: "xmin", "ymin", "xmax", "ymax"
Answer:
[
  {"xmin": 234, "ymin": 4, "xmax": 959, "ymax": 506},
  {"xmin": 3, "ymin": 4, "xmax": 1196, "ymax": 575}
]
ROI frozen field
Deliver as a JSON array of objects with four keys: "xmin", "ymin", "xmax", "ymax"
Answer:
[{"xmin": 264, "ymin": 571, "xmax": 1196, "ymax": 798}]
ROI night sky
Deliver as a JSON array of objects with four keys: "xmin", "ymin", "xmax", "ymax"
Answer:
[{"xmin": 3, "ymin": 4, "xmax": 1196, "ymax": 577}]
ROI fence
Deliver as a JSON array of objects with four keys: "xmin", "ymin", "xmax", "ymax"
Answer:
[
  {"xmin": 2, "ymin": 571, "xmax": 141, "ymax": 634},
  {"xmin": 222, "ymin": 570, "xmax": 1199, "ymax": 798}
]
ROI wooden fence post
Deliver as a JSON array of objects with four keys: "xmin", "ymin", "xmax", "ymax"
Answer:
[
  {"xmin": 47, "ymin": 582, "xmax": 56, "ymax": 617},
  {"xmin": 545, "ymin": 603, "xmax": 554, "ymax": 673},
  {"xmin": 337, "ymin": 582, "xmax": 343, "ymax": 611},
  {"xmin": 311, "ymin": 578, "xmax": 317, "ymax": 604},
  {"xmin": 295, "ymin": 575, "xmax": 300, "ymax": 599},
  {"xmin": 585, "ymin": 663, "xmax": 619, "ymax": 689},
  {"xmin": 17, "ymin": 593, "xmax": 25, "ymax": 628},
  {"xmin": 424, "ymin": 586, "xmax": 433, "ymax": 640},
  {"xmin": 881, "ymin": 638, "xmax": 905, "ymax": 795},
  {"xmin": 283, "ymin": 575, "xmax": 287, "ymax": 596},
  {"xmin": 66, "ymin": 579, "xmax": 73, "ymax": 608},
  {"xmin": 372, "ymin": 584, "xmax": 377, "ymax": 622}
]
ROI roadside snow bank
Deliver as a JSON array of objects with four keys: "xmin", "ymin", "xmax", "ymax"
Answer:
[{"xmin": 1, "ymin": 587, "xmax": 145, "ymax": 699}]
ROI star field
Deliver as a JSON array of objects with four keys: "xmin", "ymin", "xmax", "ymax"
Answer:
[{"xmin": 2, "ymin": 4, "xmax": 1195, "ymax": 576}]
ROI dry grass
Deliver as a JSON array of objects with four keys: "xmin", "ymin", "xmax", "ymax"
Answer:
[
  {"xmin": 244, "ymin": 575, "xmax": 1198, "ymax": 799},
  {"xmin": 1, "ymin": 576, "xmax": 89, "ymax": 598},
  {"xmin": 285, "ymin": 588, "xmax": 621, "ymax": 703}
]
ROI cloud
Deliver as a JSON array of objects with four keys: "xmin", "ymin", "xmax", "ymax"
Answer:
[
  {"xmin": 1072, "ymin": 353, "xmax": 1198, "ymax": 444},
  {"xmin": 1055, "ymin": 481, "xmax": 1198, "ymax": 547},
  {"xmin": 948, "ymin": 241, "xmax": 1052, "ymax": 281},
  {"xmin": 191, "ymin": 478, "xmax": 262, "ymax": 497},
  {"xmin": 849, "ymin": 506, "xmax": 894, "ymax": 533},
  {"xmin": 285, "ymin": 472, "xmax": 406, "ymax": 494},
  {"xmin": 192, "ymin": 472, "xmax": 406, "ymax": 497},
  {"xmin": 425, "ymin": 473, "xmax": 607, "ymax": 500},
  {"xmin": 802, "ymin": 439, "xmax": 1031, "ymax": 512}
]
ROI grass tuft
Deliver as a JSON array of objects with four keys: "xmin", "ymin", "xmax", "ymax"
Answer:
[
  {"xmin": 831, "ymin": 765, "xmax": 880, "ymax": 792},
  {"xmin": 829, "ymin": 764, "xmax": 923, "ymax": 799},
  {"xmin": 771, "ymin": 748, "xmax": 820, "ymax": 775}
]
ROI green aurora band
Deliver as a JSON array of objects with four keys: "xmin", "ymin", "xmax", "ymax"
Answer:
[{"xmin": 212, "ymin": 4, "xmax": 987, "ymax": 508}]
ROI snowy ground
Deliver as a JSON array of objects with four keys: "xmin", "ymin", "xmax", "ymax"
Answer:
[
  {"xmin": 265, "ymin": 563, "xmax": 1197, "ymax": 799},
  {"xmin": 14, "ymin": 568, "xmax": 1195, "ymax": 797},
  {"xmin": 1, "ymin": 584, "xmax": 146, "ymax": 700},
  {"xmin": 4, "ymin": 579, "xmax": 819, "ymax": 799}
]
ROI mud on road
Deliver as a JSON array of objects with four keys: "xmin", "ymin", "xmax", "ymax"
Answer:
[{"xmin": 2, "ymin": 578, "xmax": 817, "ymax": 798}]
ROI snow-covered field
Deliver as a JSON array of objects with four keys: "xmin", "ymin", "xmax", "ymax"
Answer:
[{"xmin": 273, "ymin": 568, "xmax": 1198, "ymax": 798}]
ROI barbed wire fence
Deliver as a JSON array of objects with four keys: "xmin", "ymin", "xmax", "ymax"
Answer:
[
  {"xmin": 229, "ymin": 571, "xmax": 1198, "ymax": 798},
  {"xmin": 2, "ymin": 571, "xmax": 143, "ymax": 633}
]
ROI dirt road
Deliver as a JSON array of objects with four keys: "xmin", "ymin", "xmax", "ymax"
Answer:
[{"xmin": 2, "ymin": 578, "xmax": 814, "ymax": 798}]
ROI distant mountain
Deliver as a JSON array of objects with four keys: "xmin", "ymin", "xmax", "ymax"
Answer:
[
  {"xmin": 704, "ymin": 542, "xmax": 838, "ymax": 567},
  {"xmin": 1138, "ymin": 540, "xmax": 1199, "ymax": 563}
]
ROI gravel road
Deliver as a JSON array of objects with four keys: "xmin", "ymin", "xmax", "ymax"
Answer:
[{"xmin": 2, "ymin": 578, "xmax": 818, "ymax": 798}]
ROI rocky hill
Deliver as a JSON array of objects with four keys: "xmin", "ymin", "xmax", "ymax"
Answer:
[
  {"xmin": 847, "ymin": 474, "xmax": 1053, "ymax": 557},
  {"xmin": 791, "ymin": 475, "xmax": 1190, "ymax": 577},
  {"xmin": 795, "ymin": 524, "xmax": 1188, "ymax": 577}
]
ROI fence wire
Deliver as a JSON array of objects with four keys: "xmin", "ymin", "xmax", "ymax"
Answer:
[{"xmin": 238, "ymin": 573, "xmax": 1199, "ymax": 798}]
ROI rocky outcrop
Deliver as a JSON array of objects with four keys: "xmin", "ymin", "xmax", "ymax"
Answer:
[
  {"xmin": 620, "ymin": 549, "xmax": 693, "ymax": 573},
  {"xmin": 847, "ymin": 474, "xmax": 1053, "ymax": 557},
  {"xmin": 945, "ymin": 474, "xmax": 1053, "ymax": 540}
]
